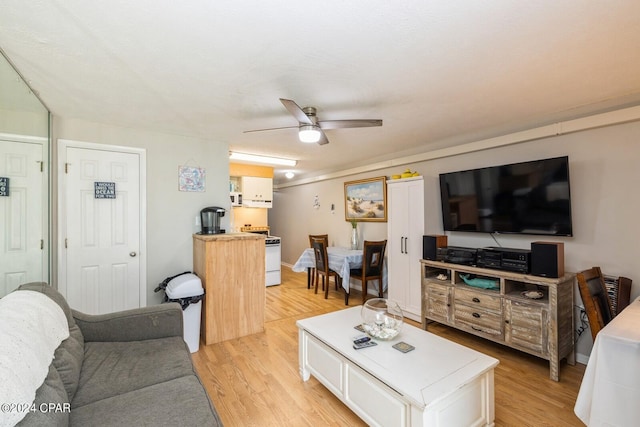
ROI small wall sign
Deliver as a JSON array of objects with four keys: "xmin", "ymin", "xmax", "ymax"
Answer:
[
  {"xmin": 0, "ymin": 177, "xmax": 8, "ymax": 197},
  {"xmin": 94, "ymin": 181, "xmax": 116, "ymax": 199},
  {"xmin": 178, "ymin": 166, "xmax": 205, "ymax": 192}
]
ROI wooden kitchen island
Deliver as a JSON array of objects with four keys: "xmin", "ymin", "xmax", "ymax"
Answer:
[{"xmin": 193, "ymin": 232, "xmax": 265, "ymax": 345}]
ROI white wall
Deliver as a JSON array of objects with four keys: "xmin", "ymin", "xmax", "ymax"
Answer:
[
  {"xmin": 271, "ymin": 179, "xmax": 389, "ymax": 255},
  {"xmin": 53, "ymin": 118, "xmax": 230, "ymax": 305},
  {"xmin": 270, "ymin": 119, "xmax": 640, "ymax": 361},
  {"xmin": 0, "ymin": 109, "xmax": 49, "ymax": 137}
]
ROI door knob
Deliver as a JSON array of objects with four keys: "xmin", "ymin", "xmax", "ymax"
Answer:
[{"xmin": 130, "ymin": 252, "xmax": 137, "ymax": 257}]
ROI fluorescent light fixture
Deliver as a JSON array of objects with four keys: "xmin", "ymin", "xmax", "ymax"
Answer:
[
  {"xmin": 299, "ymin": 124, "xmax": 321, "ymax": 143},
  {"xmin": 229, "ymin": 151, "xmax": 297, "ymax": 167}
]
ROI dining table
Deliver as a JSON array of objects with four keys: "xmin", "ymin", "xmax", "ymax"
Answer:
[
  {"xmin": 574, "ymin": 298, "xmax": 640, "ymax": 426},
  {"xmin": 291, "ymin": 246, "xmax": 387, "ymax": 296}
]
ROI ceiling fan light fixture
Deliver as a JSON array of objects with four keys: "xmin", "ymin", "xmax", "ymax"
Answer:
[{"xmin": 298, "ymin": 125, "xmax": 321, "ymax": 143}]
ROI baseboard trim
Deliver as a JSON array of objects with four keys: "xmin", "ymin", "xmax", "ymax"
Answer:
[{"xmin": 575, "ymin": 352, "xmax": 589, "ymax": 366}]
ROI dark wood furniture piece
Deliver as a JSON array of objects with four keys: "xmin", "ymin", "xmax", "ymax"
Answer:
[
  {"xmin": 308, "ymin": 234, "xmax": 328, "ymax": 290},
  {"xmin": 576, "ymin": 266, "xmax": 632, "ymax": 341},
  {"xmin": 608, "ymin": 275, "xmax": 633, "ymax": 315},
  {"xmin": 348, "ymin": 240, "xmax": 387, "ymax": 305},
  {"xmin": 311, "ymin": 238, "xmax": 341, "ymax": 299}
]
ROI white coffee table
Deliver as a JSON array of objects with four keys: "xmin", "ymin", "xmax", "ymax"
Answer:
[{"xmin": 297, "ymin": 307, "xmax": 499, "ymax": 427}]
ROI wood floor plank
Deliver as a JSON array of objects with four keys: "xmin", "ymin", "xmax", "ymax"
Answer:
[{"xmin": 192, "ymin": 266, "xmax": 585, "ymax": 426}]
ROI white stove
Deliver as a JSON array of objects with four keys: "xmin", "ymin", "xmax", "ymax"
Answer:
[
  {"xmin": 265, "ymin": 236, "xmax": 281, "ymax": 245},
  {"xmin": 265, "ymin": 235, "xmax": 281, "ymax": 286}
]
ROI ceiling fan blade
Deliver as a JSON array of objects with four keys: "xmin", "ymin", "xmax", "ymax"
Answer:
[
  {"xmin": 318, "ymin": 119, "xmax": 382, "ymax": 130},
  {"xmin": 243, "ymin": 125, "xmax": 297, "ymax": 133},
  {"xmin": 317, "ymin": 129, "xmax": 329, "ymax": 145},
  {"xmin": 280, "ymin": 98, "xmax": 314, "ymax": 125}
]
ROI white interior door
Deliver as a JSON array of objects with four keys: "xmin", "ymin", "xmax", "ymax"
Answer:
[
  {"xmin": 59, "ymin": 140, "xmax": 146, "ymax": 314},
  {"xmin": 0, "ymin": 137, "xmax": 47, "ymax": 297}
]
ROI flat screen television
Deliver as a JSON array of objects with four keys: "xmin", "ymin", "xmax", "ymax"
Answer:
[{"xmin": 439, "ymin": 156, "xmax": 573, "ymax": 236}]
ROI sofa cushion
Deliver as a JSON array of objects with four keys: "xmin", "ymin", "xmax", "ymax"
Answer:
[
  {"xmin": 52, "ymin": 323, "xmax": 85, "ymax": 401},
  {"xmin": 72, "ymin": 336, "xmax": 195, "ymax": 408},
  {"xmin": 70, "ymin": 375, "xmax": 222, "ymax": 426},
  {"xmin": 17, "ymin": 283, "xmax": 86, "ymax": 402},
  {"xmin": 17, "ymin": 364, "xmax": 70, "ymax": 427}
]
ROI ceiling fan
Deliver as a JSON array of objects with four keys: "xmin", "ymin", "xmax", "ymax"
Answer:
[{"xmin": 244, "ymin": 98, "xmax": 382, "ymax": 145}]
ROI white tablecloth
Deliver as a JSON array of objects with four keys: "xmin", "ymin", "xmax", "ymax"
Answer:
[
  {"xmin": 574, "ymin": 300, "xmax": 640, "ymax": 426},
  {"xmin": 292, "ymin": 247, "xmax": 387, "ymax": 294}
]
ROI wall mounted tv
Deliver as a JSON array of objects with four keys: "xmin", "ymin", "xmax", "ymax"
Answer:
[{"xmin": 439, "ymin": 156, "xmax": 573, "ymax": 236}]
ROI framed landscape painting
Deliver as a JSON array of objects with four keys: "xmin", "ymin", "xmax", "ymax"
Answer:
[{"xmin": 344, "ymin": 176, "xmax": 387, "ymax": 222}]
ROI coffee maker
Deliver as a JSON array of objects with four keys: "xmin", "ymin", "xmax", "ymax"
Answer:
[{"xmin": 199, "ymin": 207, "xmax": 226, "ymax": 234}]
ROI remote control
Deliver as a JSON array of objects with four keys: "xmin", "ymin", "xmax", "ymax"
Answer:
[
  {"xmin": 353, "ymin": 340, "xmax": 378, "ymax": 350},
  {"xmin": 353, "ymin": 336, "xmax": 371, "ymax": 344}
]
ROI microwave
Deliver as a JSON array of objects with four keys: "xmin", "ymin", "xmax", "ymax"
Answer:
[{"xmin": 230, "ymin": 192, "xmax": 242, "ymax": 206}]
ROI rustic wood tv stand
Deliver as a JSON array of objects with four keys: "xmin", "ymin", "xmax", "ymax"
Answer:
[{"xmin": 420, "ymin": 260, "xmax": 575, "ymax": 381}]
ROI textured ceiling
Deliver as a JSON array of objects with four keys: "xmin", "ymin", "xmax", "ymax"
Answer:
[{"xmin": 2, "ymin": 1, "xmax": 640, "ymax": 183}]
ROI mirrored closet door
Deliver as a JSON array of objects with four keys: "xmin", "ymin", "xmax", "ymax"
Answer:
[{"xmin": 0, "ymin": 50, "xmax": 51, "ymax": 297}]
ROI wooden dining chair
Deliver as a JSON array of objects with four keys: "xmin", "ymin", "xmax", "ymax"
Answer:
[
  {"xmin": 576, "ymin": 266, "xmax": 614, "ymax": 341},
  {"xmin": 311, "ymin": 238, "xmax": 341, "ymax": 299},
  {"xmin": 348, "ymin": 240, "xmax": 387, "ymax": 305},
  {"xmin": 308, "ymin": 234, "xmax": 328, "ymax": 290}
]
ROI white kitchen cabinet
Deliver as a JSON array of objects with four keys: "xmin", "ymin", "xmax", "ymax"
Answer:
[
  {"xmin": 241, "ymin": 176, "xmax": 273, "ymax": 208},
  {"xmin": 386, "ymin": 176, "xmax": 424, "ymax": 321}
]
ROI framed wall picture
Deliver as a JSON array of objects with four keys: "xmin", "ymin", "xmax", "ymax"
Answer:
[
  {"xmin": 178, "ymin": 165, "xmax": 205, "ymax": 192},
  {"xmin": 344, "ymin": 176, "xmax": 387, "ymax": 222}
]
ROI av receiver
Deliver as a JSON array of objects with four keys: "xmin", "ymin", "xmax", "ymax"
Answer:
[
  {"xmin": 436, "ymin": 247, "xmax": 448, "ymax": 262},
  {"xmin": 476, "ymin": 248, "xmax": 502, "ymax": 269},
  {"xmin": 442, "ymin": 246, "xmax": 477, "ymax": 266},
  {"xmin": 477, "ymin": 247, "xmax": 531, "ymax": 273}
]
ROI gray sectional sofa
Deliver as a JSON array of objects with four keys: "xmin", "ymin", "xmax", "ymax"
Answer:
[{"xmin": 13, "ymin": 282, "xmax": 222, "ymax": 426}]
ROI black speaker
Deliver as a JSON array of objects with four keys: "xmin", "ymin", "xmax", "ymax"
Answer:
[
  {"xmin": 531, "ymin": 242, "xmax": 564, "ymax": 278},
  {"xmin": 423, "ymin": 235, "xmax": 448, "ymax": 260}
]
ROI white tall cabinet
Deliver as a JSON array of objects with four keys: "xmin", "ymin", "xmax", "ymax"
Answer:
[{"xmin": 387, "ymin": 176, "xmax": 424, "ymax": 322}]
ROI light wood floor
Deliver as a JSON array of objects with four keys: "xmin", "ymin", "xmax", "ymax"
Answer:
[{"xmin": 192, "ymin": 267, "xmax": 586, "ymax": 426}]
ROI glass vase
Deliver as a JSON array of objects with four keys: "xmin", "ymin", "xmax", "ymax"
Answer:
[
  {"xmin": 360, "ymin": 298, "xmax": 403, "ymax": 340},
  {"xmin": 350, "ymin": 227, "xmax": 358, "ymax": 250}
]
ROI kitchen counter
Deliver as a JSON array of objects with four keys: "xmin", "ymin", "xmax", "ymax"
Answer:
[
  {"xmin": 193, "ymin": 232, "xmax": 265, "ymax": 345},
  {"xmin": 193, "ymin": 232, "xmax": 265, "ymax": 242}
]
